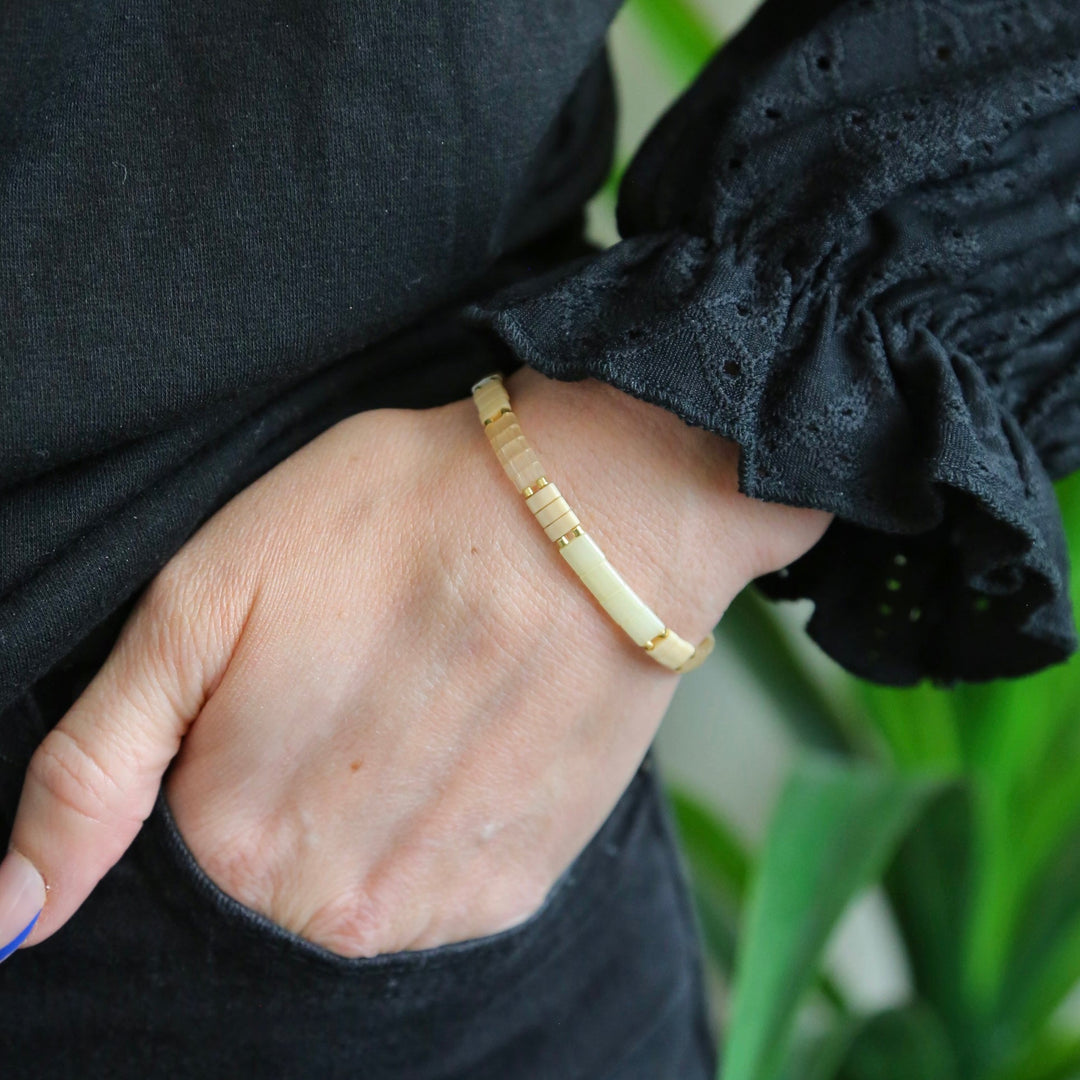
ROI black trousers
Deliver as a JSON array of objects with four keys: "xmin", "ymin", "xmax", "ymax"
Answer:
[{"xmin": 0, "ymin": 559, "xmax": 718, "ymax": 1080}]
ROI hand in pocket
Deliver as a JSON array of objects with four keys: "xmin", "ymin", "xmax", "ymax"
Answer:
[{"xmin": 0, "ymin": 366, "xmax": 830, "ymax": 959}]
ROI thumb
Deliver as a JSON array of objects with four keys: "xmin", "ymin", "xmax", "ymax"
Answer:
[{"xmin": 0, "ymin": 569, "xmax": 234, "ymax": 961}]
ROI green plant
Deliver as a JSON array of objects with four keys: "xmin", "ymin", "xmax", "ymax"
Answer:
[{"xmin": 666, "ymin": 471, "xmax": 1080, "ymax": 1080}]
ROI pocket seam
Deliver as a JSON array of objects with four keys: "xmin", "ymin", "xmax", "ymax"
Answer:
[{"xmin": 140, "ymin": 755, "xmax": 655, "ymax": 979}]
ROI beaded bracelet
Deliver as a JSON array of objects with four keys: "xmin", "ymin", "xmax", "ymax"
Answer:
[{"xmin": 470, "ymin": 372, "xmax": 715, "ymax": 674}]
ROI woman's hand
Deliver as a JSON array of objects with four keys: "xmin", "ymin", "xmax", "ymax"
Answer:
[{"xmin": 0, "ymin": 365, "xmax": 832, "ymax": 959}]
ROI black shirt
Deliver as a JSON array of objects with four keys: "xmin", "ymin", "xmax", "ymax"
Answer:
[{"xmin": 2, "ymin": 0, "xmax": 1079, "ymax": 711}]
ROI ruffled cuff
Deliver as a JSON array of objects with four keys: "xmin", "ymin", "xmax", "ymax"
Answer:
[
  {"xmin": 463, "ymin": 231, "xmax": 1074, "ymax": 685},
  {"xmin": 462, "ymin": 0, "xmax": 1080, "ymax": 686}
]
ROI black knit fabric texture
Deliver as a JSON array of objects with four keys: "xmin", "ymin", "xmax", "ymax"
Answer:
[
  {"xmin": 3, "ymin": 0, "xmax": 1080, "ymax": 708},
  {"xmin": 467, "ymin": 0, "xmax": 1080, "ymax": 687}
]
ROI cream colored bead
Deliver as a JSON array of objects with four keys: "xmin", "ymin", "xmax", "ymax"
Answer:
[
  {"xmin": 534, "ymin": 495, "xmax": 573, "ymax": 529},
  {"xmin": 505, "ymin": 450, "xmax": 546, "ymax": 492},
  {"xmin": 474, "ymin": 380, "xmax": 509, "ymax": 414},
  {"xmin": 476, "ymin": 398, "xmax": 510, "ymax": 425},
  {"xmin": 558, "ymin": 532, "xmax": 605, "ymax": 574},
  {"xmin": 470, "ymin": 371, "xmax": 713, "ymax": 676},
  {"xmin": 542, "ymin": 508, "xmax": 580, "ymax": 542},
  {"xmin": 598, "ymin": 588, "xmax": 666, "ymax": 646},
  {"xmin": 484, "ymin": 411, "xmax": 518, "ymax": 441},
  {"xmin": 648, "ymin": 631, "xmax": 696, "ymax": 671},
  {"xmin": 471, "ymin": 374, "xmax": 504, "ymax": 395},
  {"xmin": 492, "ymin": 430, "xmax": 528, "ymax": 458},
  {"xmin": 675, "ymin": 633, "xmax": 715, "ymax": 673},
  {"xmin": 578, "ymin": 559, "xmax": 626, "ymax": 602},
  {"xmin": 525, "ymin": 483, "xmax": 562, "ymax": 513}
]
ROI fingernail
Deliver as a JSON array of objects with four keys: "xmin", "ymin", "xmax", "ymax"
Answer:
[{"xmin": 0, "ymin": 851, "xmax": 46, "ymax": 964}]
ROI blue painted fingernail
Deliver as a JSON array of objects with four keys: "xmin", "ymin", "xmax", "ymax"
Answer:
[
  {"xmin": 0, "ymin": 852, "xmax": 47, "ymax": 965},
  {"xmin": 0, "ymin": 910, "xmax": 41, "ymax": 964}
]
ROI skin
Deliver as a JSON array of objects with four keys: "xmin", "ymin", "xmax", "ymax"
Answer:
[{"xmin": 3, "ymin": 365, "xmax": 832, "ymax": 957}]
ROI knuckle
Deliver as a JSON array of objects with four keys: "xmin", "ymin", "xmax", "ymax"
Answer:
[
  {"xmin": 299, "ymin": 884, "xmax": 397, "ymax": 959},
  {"xmin": 197, "ymin": 836, "xmax": 279, "ymax": 915}
]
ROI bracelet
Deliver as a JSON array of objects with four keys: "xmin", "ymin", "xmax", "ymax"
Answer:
[{"xmin": 470, "ymin": 372, "xmax": 715, "ymax": 674}]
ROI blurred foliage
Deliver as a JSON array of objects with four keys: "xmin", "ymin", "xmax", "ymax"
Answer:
[
  {"xmin": 671, "ymin": 471, "xmax": 1080, "ymax": 1080},
  {"xmin": 617, "ymin": 2, "xmax": 1080, "ymax": 1077}
]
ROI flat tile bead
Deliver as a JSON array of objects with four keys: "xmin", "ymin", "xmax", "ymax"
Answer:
[
  {"xmin": 484, "ymin": 411, "xmax": 518, "ymax": 440},
  {"xmin": 525, "ymin": 483, "xmax": 562, "ymax": 513},
  {"xmin": 558, "ymin": 532, "xmax": 605, "ymax": 574},
  {"xmin": 494, "ymin": 434, "xmax": 529, "ymax": 462},
  {"xmin": 474, "ymin": 383, "xmax": 509, "ymax": 412},
  {"xmin": 490, "ymin": 425, "xmax": 525, "ymax": 453},
  {"xmin": 534, "ymin": 495, "xmax": 573, "ymax": 529},
  {"xmin": 675, "ymin": 634, "xmax": 714, "ymax": 673},
  {"xmin": 599, "ymin": 589, "xmax": 665, "ymax": 646},
  {"xmin": 541, "ymin": 507, "xmax": 580, "ymax": 541},
  {"xmin": 649, "ymin": 632, "xmax": 696, "ymax": 670},
  {"xmin": 479, "ymin": 401, "xmax": 510, "ymax": 424},
  {"xmin": 506, "ymin": 451, "xmax": 545, "ymax": 491},
  {"xmin": 578, "ymin": 559, "xmax": 626, "ymax": 602}
]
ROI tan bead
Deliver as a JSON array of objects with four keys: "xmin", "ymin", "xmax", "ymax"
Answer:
[
  {"xmin": 470, "ymin": 373, "xmax": 711, "ymax": 677},
  {"xmin": 505, "ymin": 449, "xmax": 545, "ymax": 492},
  {"xmin": 476, "ymin": 398, "xmax": 510, "ymax": 425},
  {"xmin": 484, "ymin": 411, "xmax": 518, "ymax": 440},
  {"xmin": 474, "ymin": 379, "xmax": 509, "ymax": 412},
  {"xmin": 541, "ymin": 507, "xmax": 580, "ymax": 542},
  {"xmin": 648, "ymin": 631, "xmax": 696, "ymax": 670},
  {"xmin": 491, "ymin": 429, "xmax": 527, "ymax": 457},
  {"xmin": 493, "ymin": 433, "xmax": 527, "ymax": 460},
  {"xmin": 470, "ymin": 373, "xmax": 504, "ymax": 395},
  {"xmin": 525, "ymin": 482, "xmax": 562, "ymax": 513},
  {"xmin": 534, "ymin": 495, "xmax": 573, "ymax": 529},
  {"xmin": 675, "ymin": 633, "xmax": 715, "ymax": 673}
]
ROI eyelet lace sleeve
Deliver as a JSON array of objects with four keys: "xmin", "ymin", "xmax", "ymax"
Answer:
[{"xmin": 464, "ymin": 0, "xmax": 1080, "ymax": 686}]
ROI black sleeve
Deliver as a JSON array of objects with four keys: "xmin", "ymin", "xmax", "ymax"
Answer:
[{"xmin": 463, "ymin": 0, "xmax": 1080, "ymax": 687}]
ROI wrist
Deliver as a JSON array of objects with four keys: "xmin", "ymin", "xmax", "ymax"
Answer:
[
  {"xmin": 492, "ymin": 366, "xmax": 757, "ymax": 649},
  {"xmin": 437, "ymin": 363, "xmax": 834, "ymax": 677},
  {"xmin": 501, "ymin": 365, "xmax": 836, "ymax": 642}
]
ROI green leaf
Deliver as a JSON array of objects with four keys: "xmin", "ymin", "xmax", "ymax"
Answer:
[
  {"xmin": 882, "ymin": 785, "xmax": 976, "ymax": 1050},
  {"xmin": 668, "ymin": 783, "xmax": 849, "ymax": 1008},
  {"xmin": 623, "ymin": 0, "xmax": 721, "ymax": 85},
  {"xmin": 665, "ymin": 784, "xmax": 752, "ymax": 976},
  {"xmin": 720, "ymin": 588, "xmax": 869, "ymax": 756},
  {"xmin": 995, "ymin": 823, "xmax": 1080, "ymax": 1043},
  {"xmin": 720, "ymin": 755, "xmax": 950, "ymax": 1080},
  {"xmin": 992, "ymin": 1026, "xmax": 1080, "ymax": 1080},
  {"xmin": 666, "ymin": 783, "xmax": 752, "ymax": 901},
  {"xmin": 834, "ymin": 1004, "xmax": 957, "ymax": 1080},
  {"xmin": 851, "ymin": 679, "xmax": 963, "ymax": 772}
]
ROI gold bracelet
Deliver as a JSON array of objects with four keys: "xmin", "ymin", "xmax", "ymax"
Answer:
[{"xmin": 470, "ymin": 372, "xmax": 715, "ymax": 674}]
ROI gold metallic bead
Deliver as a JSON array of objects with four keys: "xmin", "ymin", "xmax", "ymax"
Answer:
[
  {"xmin": 555, "ymin": 525, "xmax": 584, "ymax": 547},
  {"xmin": 643, "ymin": 628, "xmax": 670, "ymax": 652},
  {"xmin": 483, "ymin": 406, "xmax": 512, "ymax": 426},
  {"xmin": 520, "ymin": 476, "xmax": 548, "ymax": 497}
]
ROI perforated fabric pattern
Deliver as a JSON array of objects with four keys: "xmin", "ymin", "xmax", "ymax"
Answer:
[{"xmin": 466, "ymin": 0, "xmax": 1080, "ymax": 686}]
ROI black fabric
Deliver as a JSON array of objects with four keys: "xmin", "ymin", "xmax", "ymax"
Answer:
[
  {"xmin": 3, "ymin": 0, "xmax": 1080, "ymax": 704},
  {"xmin": 0, "ymin": 652, "xmax": 716, "ymax": 1079},
  {"xmin": 0, "ymin": 1, "xmax": 619, "ymax": 712},
  {"xmin": 469, "ymin": 0, "xmax": 1080, "ymax": 686}
]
